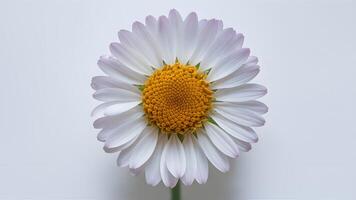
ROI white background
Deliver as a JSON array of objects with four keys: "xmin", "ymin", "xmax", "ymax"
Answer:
[{"xmin": 1, "ymin": 0, "xmax": 356, "ymax": 199}]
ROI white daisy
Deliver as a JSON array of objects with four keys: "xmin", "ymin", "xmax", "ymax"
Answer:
[{"xmin": 91, "ymin": 9, "xmax": 268, "ymax": 188}]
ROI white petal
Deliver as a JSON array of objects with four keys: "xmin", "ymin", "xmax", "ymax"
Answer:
[
  {"xmin": 158, "ymin": 16, "xmax": 176, "ymax": 64},
  {"xmin": 200, "ymin": 28, "xmax": 236, "ymax": 71},
  {"xmin": 104, "ymin": 101, "xmax": 141, "ymax": 116},
  {"xmin": 192, "ymin": 136, "xmax": 209, "ymax": 184},
  {"xmin": 211, "ymin": 111, "xmax": 258, "ymax": 143},
  {"xmin": 234, "ymin": 138, "xmax": 252, "ymax": 152},
  {"xmin": 196, "ymin": 130, "xmax": 230, "ymax": 172},
  {"xmin": 180, "ymin": 12, "xmax": 198, "ymax": 64},
  {"xmin": 181, "ymin": 134, "xmax": 197, "ymax": 186},
  {"xmin": 93, "ymin": 88, "xmax": 140, "ymax": 102},
  {"xmin": 214, "ymin": 101, "xmax": 268, "ymax": 115},
  {"xmin": 169, "ymin": 9, "xmax": 183, "ymax": 63},
  {"xmin": 91, "ymin": 77, "xmax": 141, "ymax": 94},
  {"xmin": 165, "ymin": 134, "xmax": 186, "ymax": 178},
  {"xmin": 245, "ymin": 56, "xmax": 258, "ymax": 65},
  {"xmin": 91, "ymin": 101, "xmax": 119, "ymax": 117},
  {"xmin": 94, "ymin": 106, "xmax": 143, "ymax": 129},
  {"xmin": 189, "ymin": 19, "xmax": 219, "ymax": 65},
  {"xmin": 118, "ymin": 29, "xmax": 159, "ymax": 68},
  {"xmin": 215, "ymin": 83, "xmax": 267, "ymax": 102},
  {"xmin": 145, "ymin": 134, "xmax": 165, "ymax": 186},
  {"xmin": 132, "ymin": 21, "xmax": 163, "ymax": 67},
  {"xmin": 160, "ymin": 135, "xmax": 178, "ymax": 188},
  {"xmin": 104, "ymin": 116, "xmax": 146, "ymax": 149},
  {"xmin": 129, "ymin": 126, "xmax": 158, "ymax": 169},
  {"xmin": 207, "ymin": 48, "xmax": 250, "ymax": 82},
  {"xmin": 116, "ymin": 128, "xmax": 148, "ymax": 167},
  {"xmin": 204, "ymin": 122, "xmax": 240, "ymax": 158},
  {"xmin": 97, "ymin": 55, "xmax": 146, "ymax": 85},
  {"xmin": 214, "ymin": 103, "xmax": 266, "ymax": 127},
  {"xmin": 110, "ymin": 42, "xmax": 153, "ymax": 75},
  {"xmin": 211, "ymin": 64, "xmax": 260, "ymax": 89}
]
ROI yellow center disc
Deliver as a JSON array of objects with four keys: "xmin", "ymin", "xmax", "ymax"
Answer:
[{"xmin": 142, "ymin": 62, "xmax": 213, "ymax": 134}]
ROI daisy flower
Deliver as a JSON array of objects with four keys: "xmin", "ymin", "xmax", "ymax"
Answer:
[{"xmin": 91, "ymin": 9, "xmax": 267, "ymax": 188}]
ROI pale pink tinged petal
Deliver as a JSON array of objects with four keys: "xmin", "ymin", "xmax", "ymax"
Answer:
[
  {"xmin": 145, "ymin": 134, "xmax": 165, "ymax": 186},
  {"xmin": 180, "ymin": 12, "xmax": 198, "ymax": 64},
  {"xmin": 211, "ymin": 64, "xmax": 260, "ymax": 89},
  {"xmin": 93, "ymin": 88, "xmax": 140, "ymax": 102},
  {"xmin": 207, "ymin": 48, "xmax": 250, "ymax": 82},
  {"xmin": 204, "ymin": 122, "xmax": 240, "ymax": 158},
  {"xmin": 97, "ymin": 56, "xmax": 146, "ymax": 85},
  {"xmin": 104, "ymin": 116, "xmax": 146, "ymax": 149},
  {"xmin": 215, "ymin": 83, "xmax": 267, "ymax": 102},
  {"xmin": 181, "ymin": 134, "xmax": 197, "ymax": 186},
  {"xmin": 192, "ymin": 136, "xmax": 209, "ymax": 184},
  {"xmin": 166, "ymin": 134, "xmax": 186, "ymax": 178},
  {"xmin": 196, "ymin": 129, "xmax": 230, "ymax": 173},
  {"xmin": 211, "ymin": 112, "xmax": 258, "ymax": 143},
  {"xmin": 129, "ymin": 126, "xmax": 158, "ymax": 169},
  {"xmin": 104, "ymin": 101, "xmax": 141, "ymax": 116},
  {"xmin": 110, "ymin": 42, "xmax": 153, "ymax": 75},
  {"xmin": 160, "ymin": 136, "xmax": 178, "ymax": 188}
]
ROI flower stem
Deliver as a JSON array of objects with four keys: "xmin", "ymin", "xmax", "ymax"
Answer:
[{"xmin": 171, "ymin": 181, "xmax": 181, "ymax": 200}]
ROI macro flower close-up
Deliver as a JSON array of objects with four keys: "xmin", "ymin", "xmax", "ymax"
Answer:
[{"xmin": 91, "ymin": 9, "xmax": 268, "ymax": 188}]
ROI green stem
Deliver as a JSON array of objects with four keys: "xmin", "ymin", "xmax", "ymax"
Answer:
[{"xmin": 171, "ymin": 181, "xmax": 181, "ymax": 200}]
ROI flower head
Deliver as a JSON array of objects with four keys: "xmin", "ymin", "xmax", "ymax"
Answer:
[{"xmin": 92, "ymin": 9, "xmax": 267, "ymax": 188}]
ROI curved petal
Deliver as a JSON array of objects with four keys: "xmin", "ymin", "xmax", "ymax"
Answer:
[
  {"xmin": 214, "ymin": 101, "xmax": 268, "ymax": 115},
  {"xmin": 132, "ymin": 21, "xmax": 163, "ymax": 68},
  {"xmin": 97, "ymin": 56, "xmax": 146, "ymax": 85},
  {"xmin": 181, "ymin": 134, "xmax": 197, "ymax": 186},
  {"xmin": 160, "ymin": 135, "xmax": 178, "ymax": 188},
  {"xmin": 165, "ymin": 134, "xmax": 186, "ymax": 178},
  {"xmin": 104, "ymin": 116, "xmax": 147, "ymax": 149},
  {"xmin": 129, "ymin": 126, "xmax": 158, "ymax": 169},
  {"xmin": 145, "ymin": 134, "xmax": 165, "ymax": 186},
  {"xmin": 91, "ymin": 101, "xmax": 119, "ymax": 117},
  {"xmin": 204, "ymin": 122, "xmax": 240, "ymax": 158},
  {"xmin": 110, "ymin": 42, "xmax": 153, "ymax": 75},
  {"xmin": 189, "ymin": 19, "xmax": 220, "ymax": 65},
  {"xmin": 118, "ymin": 29, "xmax": 160, "ymax": 68},
  {"xmin": 200, "ymin": 28, "xmax": 237, "ymax": 71},
  {"xmin": 93, "ymin": 106, "xmax": 143, "ymax": 129},
  {"xmin": 211, "ymin": 112, "xmax": 258, "ymax": 143},
  {"xmin": 196, "ymin": 129, "xmax": 230, "ymax": 172},
  {"xmin": 207, "ymin": 48, "xmax": 250, "ymax": 82},
  {"xmin": 192, "ymin": 136, "xmax": 209, "ymax": 184},
  {"xmin": 104, "ymin": 101, "xmax": 141, "ymax": 116},
  {"xmin": 215, "ymin": 83, "xmax": 267, "ymax": 102},
  {"xmin": 215, "ymin": 104, "xmax": 266, "ymax": 127},
  {"xmin": 211, "ymin": 64, "xmax": 260, "ymax": 89},
  {"xmin": 158, "ymin": 16, "xmax": 175, "ymax": 64},
  {"xmin": 93, "ymin": 88, "xmax": 140, "ymax": 102},
  {"xmin": 91, "ymin": 76, "xmax": 140, "ymax": 93},
  {"xmin": 168, "ymin": 9, "xmax": 183, "ymax": 62},
  {"xmin": 179, "ymin": 12, "xmax": 198, "ymax": 64},
  {"xmin": 233, "ymin": 138, "xmax": 252, "ymax": 152}
]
